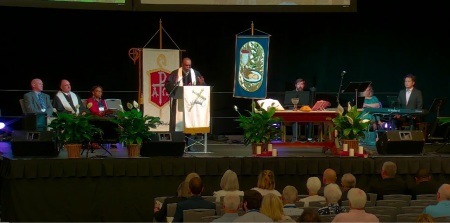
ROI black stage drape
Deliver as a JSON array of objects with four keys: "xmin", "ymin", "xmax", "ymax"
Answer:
[{"xmin": 2, "ymin": 156, "xmax": 450, "ymax": 221}]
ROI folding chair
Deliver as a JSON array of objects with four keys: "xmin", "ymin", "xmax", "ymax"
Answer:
[
  {"xmin": 320, "ymin": 214, "xmax": 336, "ymax": 223},
  {"xmin": 383, "ymin": 194, "xmax": 412, "ymax": 205},
  {"xmin": 366, "ymin": 206, "xmax": 397, "ymax": 222},
  {"xmin": 399, "ymin": 206, "xmax": 426, "ymax": 214},
  {"xmin": 183, "ymin": 209, "xmax": 216, "ymax": 222},
  {"xmin": 410, "ymin": 199, "xmax": 438, "ymax": 206},
  {"xmin": 416, "ymin": 194, "xmax": 437, "ymax": 200},
  {"xmin": 397, "ymin": 213, "xmax": 421, "ymax": 222}
]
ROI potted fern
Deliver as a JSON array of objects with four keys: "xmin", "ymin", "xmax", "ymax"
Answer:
[
  {"xmin": 110, "ymin": 101, "xmax": 161, "ymax": 157},
  {"xmin": 234, "ymin": 101, "xmax": 283, "ymax": 154}
]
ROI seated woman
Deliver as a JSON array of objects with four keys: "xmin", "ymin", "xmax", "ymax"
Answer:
[
  {"xmin": 360, "ymin": 85, "xmax": 382, "ymax": 130},
  {"xmin": 213, "ymin": 169, "xmax": 244, "ymax": 202},
  {"xmin": 251, "ymin": 169, "xmax": 282, "ymax": 197},
  {"xmin": 86, "ymin": 85, "xmax": 112, "ymax": 117},
  {"xmin": 260, "ymin": 193, "xmax": 295, "ymax": 222}
]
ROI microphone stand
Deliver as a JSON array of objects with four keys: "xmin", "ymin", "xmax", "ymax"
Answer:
[{"xmin": 337, "ymin": 72, "xmax": 345, "ymax": 107}]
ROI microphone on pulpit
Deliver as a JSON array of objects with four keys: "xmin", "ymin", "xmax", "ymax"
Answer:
[{"xmin": 168, "ymin": 79, "xmax": 182, "ymax": 97}]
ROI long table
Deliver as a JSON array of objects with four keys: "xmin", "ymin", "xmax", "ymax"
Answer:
[{"xmin": 273, "ymin": 110, "xmax": 339, "ymax": 154}]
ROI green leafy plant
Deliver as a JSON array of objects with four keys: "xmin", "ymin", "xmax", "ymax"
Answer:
[
  {"xmin": 110, "ymin": 101, "xmax": 162, "ymax": 145},
  {"xmin": 234, "ymin": 101, "xmax": 283, "ymax": 146},
  {"xmin": 331, "ymin": 102, "xmax": 371, "ymax": 140},
  {"xmin": 48, "ymin": 111, "xmax": 103, "ymax": 144}
]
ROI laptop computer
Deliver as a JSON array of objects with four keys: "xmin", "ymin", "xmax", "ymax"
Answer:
[
  {"xmin": 105, "ymin": 99, "xmax": 123, "ymax": 111},
  {"xmin": 283, "ymin": 91, "xmax": 310, "ymax": 108}
]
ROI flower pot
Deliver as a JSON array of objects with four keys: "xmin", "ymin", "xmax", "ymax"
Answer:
[
  {"xmin": 251, "ymin": 143, "xmax": 268, "ymax": 155},
  {"xmin": 127, "ymin": 144, "xmax": 141, "ymax": 157},
  {"xmin": 65, "ymin": 144, "xmax": 82, "ymax": 158},
  {"xmin": 342, "ymin": 139, "xmax": 359, "ymax": 150}
]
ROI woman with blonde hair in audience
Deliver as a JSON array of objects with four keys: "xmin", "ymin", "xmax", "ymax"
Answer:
[
  {"xmin": 251, "ymin": 169, "xmax": 282, "ymax": 197},
  {"xmin": 417, "ymin": 213, "xmax": 435, "ymax": 222},
  {"xmin": 185, "ymin": 172, "xmax": 200, "ymax": 183},
  {"xmin": 260, "ymin": 193, "xmax": 295, "ymax": 222},
  {"xmin": 213, "ymin": 169, "xmax": 244, "ymax": 202}
]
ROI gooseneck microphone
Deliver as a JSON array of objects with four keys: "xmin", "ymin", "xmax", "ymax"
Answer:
[{"xmin": 337, "ymin": 70, "xmax": 346, "ymax": 106}]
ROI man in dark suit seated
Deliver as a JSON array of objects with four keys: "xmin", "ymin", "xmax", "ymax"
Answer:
[
  {"xmin": 410, "ymin": 168, "xmax": 440, "ymax": 200},
  {"xmin": 393, "ymin": 74, "xmax": 423, "ymax": 130},
  {"xmin": 368, "ymin": 161, "xmax": 409, "ymax": 200},
  {"xmin": 173, "ymin": 177, "xmax": 215, "ymax": 222},
  {"xmin": 154, "ymin": 181, "xmax": 190, "ymax": 222}
]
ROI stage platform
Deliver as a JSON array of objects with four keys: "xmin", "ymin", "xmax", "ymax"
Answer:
[{"xmin": 1, "ymin": 138, "xmax": 450, "ymax": 222}]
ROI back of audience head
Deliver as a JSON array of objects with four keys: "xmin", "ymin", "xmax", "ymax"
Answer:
[
  {"xmin": 323, "ymin": 168, "xmax": 337, "ymax": 184},
  {"xmin": 282, "ymin": 185, "xmax": 298, "ymax": 204},
  {"xmin": 306, "ymin": 177, "xmax": 322, "ymax": 194},
  {"xmin": 188, "ymin": 177, "xmax": 203, "ymax": 196},
  {"xmin": 297, "ymin": 208, "xmax": 321, "ymax": 222},
  {"xmin": 347, "ymin": 188, "xmax": 367, "ymax": 209},
  {"xmin": 381, "ymin": 161, "xmax": 397, "ymax": 178},
  {"xmin": 341, "ymin": 173, "xmax": 356, "ymax": 190},
  {"xmin": 324, "ymin": 183, "xmax": 342, "ymax": 204},
  {"xmin": 243, "ymin": 189, "xmax": 263, "ymax": 211},
  {"xmin": 416, "ymin": 168, "xmax": 432, "ymax": 182},
  {"xmin": 177, "ymin": 181, "xmax": 191, "ymax": 198},
  {"xmin": 220, "ymin": 169, "xmax": 240, "ymax": 191},
  {"xmin": 185, "ymin": 172, "xmax": 200, "ymax": 183},
  {"xmin": 417, "ymin": 213, "xmax": 435, "ymax": 222},
  {"xmin": 437, "ymin": 183, "xmax": 450, "ymax": 202},
  {"xmin": 260, "ymin": 193, "xmax": 284, "ymax": 221},
  {"xmin": 257, "ymin": 169, "xmax": 276, "ymax": 190},
  {"xmin": 223, "ymin": 193, "xmax": 240, "ymax": 212}
]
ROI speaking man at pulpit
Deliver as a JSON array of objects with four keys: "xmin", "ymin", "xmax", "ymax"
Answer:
[{"xmin": 164, "ymin": 57, "xmax": 208, "ymax": 151}]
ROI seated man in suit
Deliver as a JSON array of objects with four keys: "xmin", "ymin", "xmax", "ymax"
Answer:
[
  {"xmin": 173, "ymin": 177, "xmax": 215, "ymax": 222},
  {"xmin": 23, "ymin": 78, "xmax": 54, "ymax": 130},
  {"xmin": 393, "ymin": 74, "xmax": 423, "ymax": 130},
  {"xmin": 368, "ymin": 161, "xmax": 409, "ymax": 200}
]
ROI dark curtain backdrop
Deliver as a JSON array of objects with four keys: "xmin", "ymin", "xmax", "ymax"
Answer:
[{"xmin": 1, "ymin": 0, "xmax": 449, "ymax": 133}]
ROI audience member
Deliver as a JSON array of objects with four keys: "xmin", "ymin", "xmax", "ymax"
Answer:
[
  {"xmin": 212, "ymin": 193, "xmax": 241, "ymax": 222},
  {"xmin": 23, "ymin": 78, "xmax": 54, "ymax": 117},
  {"xmin": 86, "ymin": 85, "xmax": 112, "ymax": 117},
  {"xmin": 422, "ymin": 183, "xmax": 450, "ymax": 218},
  {"xmin": 153, "ymin": 181, "xmax": 190, "ymax": 222},
  {"xmin": 281, "ymin": 185, "xmax": 304, "ymax": 217},
  {"xmin": 233, "ymin": 189, "xmax": 273, "ymax": 222},
  {"xmin": 297, "ymin": 208, "xmax": 321, "ymax": 222},
  {"xmin": 368, "ymin": 161, "xmax": 409, "ymax": 200},
  {"xmin": 416, "ymin": 213, "xmax": 435, "ymax": 222},
  {"xmin": 251, "ymin": 170, "xmax": 281, "ymax": 197},
  {"xmin": 53, "ymin": 79, "xmax": 87, "ymax": 115},
  {"xmin": 185, "ymin": 172, "xmax": 200, "ymax": 183},
  {"xmin": 213, "ymin": 169, "xmax": 244, "ymax": 202},
  {"xmin": 410, "ymin": 168, "xmax": 440, "ymax": 200},
  {"xmin": 318, "ymin": 183, "xmax": 346, "ymax": 215},
  {"xmin": 260, "ymin": 193, "xmax": 295, "ymax": 222},
  {"xmin": 318, "ymin": 168, "xmax": 337, "ymax": 196},
  {"xmin": 339, "ymin": 173, "xmax": 356, "ymax": 205},
  {"xmin": 300, "ymin": 177, "xmax": 325, "ymax": 207},
  {"xmin": 172, "ymin": 177, "xmax": 216, "ymax": 222},
  {"xmin": 332, "ymin": 188, "xmax": 379, "ymax": 222}
]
